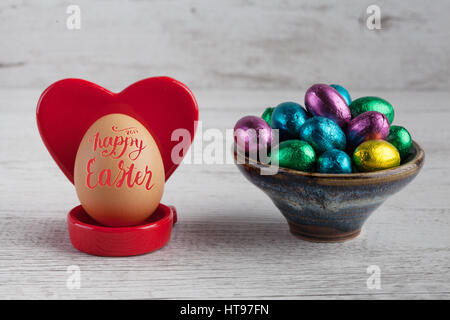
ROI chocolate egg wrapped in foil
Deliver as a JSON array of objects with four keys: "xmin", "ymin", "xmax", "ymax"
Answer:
[
  {"xmin": 261, "ymin": 107, "xmax": 275, "ymax": 126},
  {"xmin": 347, "ymin": 111, "xmax": 390, "ymax": 151},
  {"xmin": 349, "ymin": 96, "xmax": 394, "ymax": 124},
  {"xmin": 299, "ymin": 116, "xmax": 346, "ymax": 154},
  {"xmin": 330, "ymin": 84, "xmax": 351, "ymax": 105},
  {"xmin": 234, "ymin": 115, "xmax": 273, "ymax": 155},
  {"xmin": 387, "ymin": 125, "xmax": 412, "ymax": 159},
  {"xmin": 353, "ymin": 140, "xmax": 400, "ymax": 172},
  {"xmin": 270, "ymin": 102, "xmax": 309, "ymax": 140},
  {"xmin": 317, "ymin": 149, "xmax": 352, "ymax": 174},
  {"xmin": 304, "ymin": 84, "xmax": 351, "ymax": 127},
  {"xmin": 270, "ymin": 140, "xmax": 316, "ymax": 172}
]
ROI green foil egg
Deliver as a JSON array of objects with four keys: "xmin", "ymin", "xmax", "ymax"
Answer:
[
  {"xmin": 349, "ymin": 97, "xmax": 394, "ymax": 124},
  {"xmin": 353, "ymin": 140, "xmax": 400, "ymax": 172},
  {"xmin": 261, "ymin": 107, "xmax": 275, "ymax": 126},
  {"xmin": 270, "ymin": 140, "xmax": 316, "ymax": 172},
  {"xmin": 387, "ymin": 125, "xmax": 412, "ymax": 159}
]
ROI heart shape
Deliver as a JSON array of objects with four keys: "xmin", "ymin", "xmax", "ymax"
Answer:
[{"xmin": 37, "ymin": 77, "xmax": 198, "ymax": 183}]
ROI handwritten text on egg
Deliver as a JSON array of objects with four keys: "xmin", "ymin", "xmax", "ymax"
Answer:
[{"xmin": 85, "ymin": 127, "xmax": 154, "ymax": 190}]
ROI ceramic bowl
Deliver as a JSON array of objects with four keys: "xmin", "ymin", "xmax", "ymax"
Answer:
[{"xmin": 234, "ymin": 141, "xmax": 424, "ymax": 242}]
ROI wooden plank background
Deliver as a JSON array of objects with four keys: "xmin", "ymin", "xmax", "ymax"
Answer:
[
  {"xmin": 1, "ymin": 0, "xmax": 450, "ymax": 90},
  {"xmin": 0, "ymin": 0, "xmax": 449, "ymax": 300},
  {"xmin": 0, "ymin": 88, "xmax": 448, "ymax": 299}
]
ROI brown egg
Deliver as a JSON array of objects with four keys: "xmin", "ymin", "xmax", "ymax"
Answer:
[{"xmin": 74, "ymin": 113, "xmax": 165, "ymax": 227}]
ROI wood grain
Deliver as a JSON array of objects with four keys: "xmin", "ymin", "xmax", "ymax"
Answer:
[
  {"xmin": 1, "ymin": 0, "xmax": 450, "ymax": 90},
  {"xmin": 0, "ymin": 89, "xmax": 449, "ymax": 299}
]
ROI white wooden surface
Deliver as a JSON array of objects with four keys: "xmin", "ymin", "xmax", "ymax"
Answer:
[
  {"xmin": 1, "ymin": 0, "xmax": 450, "ymax": 90},
  {"xmin": 0, "ymin": 88, "xmax": 449, "ymax": 299}
]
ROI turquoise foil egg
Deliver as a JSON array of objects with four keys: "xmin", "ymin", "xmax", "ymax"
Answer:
[
  {"xmin": 317, "ymin": 149, "xmax": 352, "ymax": 174},
  {"xmin": 271, "ymin": 102, "xmax": 309, "ymax": 141},
  {"xmin": 299, "ymin": 116, "xmax": 346, "ymax": 154},
  {"xmin": 330, "ymin": 84, "xmax": 351, "ymax": 105}
]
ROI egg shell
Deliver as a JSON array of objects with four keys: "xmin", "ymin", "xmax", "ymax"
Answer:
[
  {"xmin": 330, "ymin": 84, "xmax": 351, "ymax": 105},
  {"xmin": 346, "ymin": 111, "xmax": 390, "ymax": 152},
  {"xmin": 74, "ymin": 113, "xmax": 165, "ymax": 227},
  {"xmin": 234, "ymin": 115, "xmax": 273, "ymax": 155},
  {"xmin": 317, "ymin": 149, "xmax": 352, "ymax": 174},
  {"xmin": 270, "ymin": 140, "xmax": 316, "ymax": 172},
  {"xmin": 298, "ymin": 116, "xmax": 347, "ymax": 154},
  {"xmin": 304, "ymin": 84, "xmax": 351, "ymax": 127},
  {"xmin": 387, "ymin": 125, "xmax": 412, "ymax": 159},
  {"xmin": 270, "ymin": 102, "xmax": 309, "ymax": 141},
  {"xmin": 353, "ymin": 140, "xmax": 400, "ymax": 172},
  {"xmin": 349, "ymin": 96, "xmax": 394, "ymax": 124}
]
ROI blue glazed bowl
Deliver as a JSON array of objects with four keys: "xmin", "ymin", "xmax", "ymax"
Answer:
[{"xmin": 234, "ymin": 141, "xmax": 424, "ymax": 242}]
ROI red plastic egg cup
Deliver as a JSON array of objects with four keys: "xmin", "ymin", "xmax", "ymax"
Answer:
[
  {"xmin": 37, "ymin": 77, "xmax": 198, "ymax": 256},
  {"xmin": 68, "ymin": 204, "xmax": 177, "ymax": 257}
]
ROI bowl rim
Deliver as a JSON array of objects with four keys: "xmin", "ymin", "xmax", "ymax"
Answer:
[{"xmin": 234, "ymin": 140, "xmax": 425, "ymax": 182}]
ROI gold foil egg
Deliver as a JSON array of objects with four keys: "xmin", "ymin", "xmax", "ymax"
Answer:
[
  {"xmin": 353, "ymin": 140, "xmax": 400, "ymax": 172},
  {"xmin": 74, "ymin": 113, "xmax": 165, "ymax": 227}
]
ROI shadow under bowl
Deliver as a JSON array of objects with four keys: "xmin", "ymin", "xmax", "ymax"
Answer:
[{"xmin": 234, "ymin": 141, "xmax": 425, "ymax": 242}]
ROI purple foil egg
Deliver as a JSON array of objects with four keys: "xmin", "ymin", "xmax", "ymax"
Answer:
[
  {"xmin": 346, "ymin": 111, "xmax": 390, "ymax": 151},
  {"xmin": 305, "ymin": 84, "xmax": 351, "ymax": 127},
  {"xmin": 234, "ymin": 115, "xmax": 273, "ymax": 154}
]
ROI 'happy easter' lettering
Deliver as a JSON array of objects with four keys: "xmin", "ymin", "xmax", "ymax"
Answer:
[
  {"xmin": 89, "ymin": 131, "xmax": 146, "ymax": 160},
  {"xmin": 86, "ymin": 158, "xmax": 154, "ymax": 190},
  {"xmin": 84, "ymin": 127, "xmax": 154, "ymax": 190}
]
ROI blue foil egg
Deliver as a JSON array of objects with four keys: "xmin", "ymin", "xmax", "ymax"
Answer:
[
  {"xmin": 317, "ymin": 149, "xmax": 352, "ymax": 174},
  {"xmin": 330, "ymin": 84, "xmax": 351, "ymax": 105},
  {"xmin": 271, "ymin": 102, "xmax": 309, "ymax": 141},
  {"xmin": 299, "ymin": 116, "xmax": 346, "ymax": 154}
]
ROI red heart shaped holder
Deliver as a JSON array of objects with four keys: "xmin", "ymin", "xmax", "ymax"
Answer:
[{"xmin": 37, "ymin": 77, "xmax": 198, "ymax": 256}]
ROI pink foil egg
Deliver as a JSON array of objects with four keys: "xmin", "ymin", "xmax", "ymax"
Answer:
[
  {"xmin": 305, "ymin": 84, "xmax": 351, "ymax": 127},
  {"xmin": 347, "ymin": 111, "xmax": 390, "ymax": 151},
  {"xmin": 234, "ymin": 115, "xmax": 273, "ymax": 154}
]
